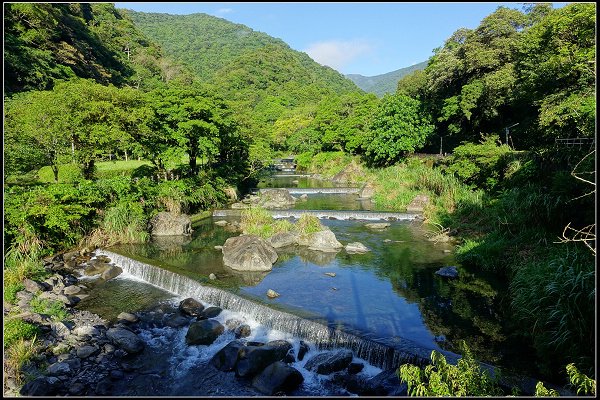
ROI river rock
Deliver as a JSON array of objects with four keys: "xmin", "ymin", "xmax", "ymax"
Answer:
[
  {"xmin": 76, "ymin": 345, "xmax": 99, "ymax": 359},
  {"xmin": 305, "ymin": 349, "xmax": 354, "ymax": 375},
  {"xmin": 84, "ymin": 261, "xmax": 112, "ymax": 276},
  {"xmin": 435, "ymin": 266, "xmax": 459, "ymax": 278},
  {"xmin": 252, "ymin": 361, "xmax": 304, "ymax": 395},
  {"xmin": 63, "ymin": 285, "xmax": 81, "ymax": 295},
  {"xmin": 235, "ymin": 324, "xmax": 252, "ymax": 338},
  {"xmin": 347, "ymin": 362, "xmax": 364, "ymax": 374},
  {"xmin": 20, "ymin": 376, "xmax": 61, "ymax": 396},
  {"xmin": 101, "ymin": 265, "xmax": 123, "ymax": 280},
  {"xmin": 214, "ymin": 220, "xmax": 229, "ymax": 226},
  {"xmin": 178, "ymin": 297, "xmax": 205, "ymax": 317},
  {"xmin": 297, "ymin": 340, "xmax": 310, "ymax": 361},
  {"xmin": 209, "ymin": 273, "xmax": 217, "ymax": 280},
  {"xmin": 266, "ymin": 289, "xmax": 280, "ymax": 298},
  {"xmin": 257, "ymin": 188, "xmax": 296, "ymax": 209},
  {"xmin": 23, "ymin": 278, "xmax": 47, "ymax": 293},
  {"xmin": 364, "ymin": 369, "xmax": 408, "ymax": 396},
  {"xmin": 235, "ymin": 342, "xmax": 293, "ymax": 378},
  {"xmin": 117, "ymin": 312, "xmax": 139, "ymax": 323},
  {"xmin": 365, "ymin": 223, "xmax": 390, "ymax": 229},
  {"xmin": 200, "ymin": 306, "xmax": 222, "ymax": 319},
  {"xmin": 185, "ymin": 319, "xmax": 224, "ymax": 345},
  {"xmin": 267, "ymin": 232, "xmax": 298, "ymax": 248},
  {"xmin": 210, "ymin": 340, "xmax": 245, "ymax": 371},
  {"xmin": 300, "ymin": 230, "xmax": 343, "ymax": 252},
  {"xmin": 47, "ymin": 361, "xmax": 71, "ymax": 376},
  {"xmin": 73, "ymin": 325, "xmax": 100, "ymax": 338},
  {"xmin": 359, "ymin": 182, "xmax": 376, "ymax": 199},
  {"xmin": 106, "ymin": 327, "xmax": 145, "ymax": 354},
  {"xmin": 150, "ymin": 212, "xmax": 192, "ymax": 236},
  {"xmin": 222, "ymin": 235, "xmax": 278, "ymax": 272},
  {"xmin": 345, "ymin": 242, "xmax": 370, "ymax": 254},
  {"xmin": 406, "ymin": 194, "xmax": 430, "ymax": 213}
]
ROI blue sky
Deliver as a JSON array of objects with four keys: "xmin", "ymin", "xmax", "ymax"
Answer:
[{"xmin": 115, "ymin": 2, "xmax": 566, "ymax": 77}]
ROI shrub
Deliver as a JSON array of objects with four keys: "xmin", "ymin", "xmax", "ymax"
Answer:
[
  {"xmin": 3, "ymin": 245, "xmax": 48, "ymax": 303},
  {"xmin": 295, "ymin": 214, "xmax": 323, "ymax": 235},
  {"xmin": 29, "ymin": 296, "xmax": 69, "ymax": 321},
  {"xmin": 398, "ymin": 341, "xmax": 503, "ymax": 396},
  {"xmin": 240, "ymin": 206, "xmax": 294, "ymax": 239}
]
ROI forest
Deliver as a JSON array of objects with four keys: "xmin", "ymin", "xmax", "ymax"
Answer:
[{"xmin": 3, "ymin": 2, "xmax": 596, "ymax": 396}]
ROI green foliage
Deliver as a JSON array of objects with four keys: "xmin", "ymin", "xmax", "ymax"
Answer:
[
  {"xmin": 398, "ymin": 341, "xmax": 503, "ymax": 396},
  {"xmin": 443, "ymin": 135, "xmax": 512, "ymax": 191},
  {"xmin": 240, "ymin": 206, "xmax": 293, "ymax": 239},
  {"xmin": 535, "ymin": 382, "xmax": 560, "ymax": 397},
  {"xmin": 29, "ymin": 296, "xmax": 70, "ymax": 321},
  {"xmin": 3, "ymin": 318, "xmax": 40, "ymax": 349},
  {"xmin": 364, "ymin": 94, "xmax": 434, "ymax": 167},
  {"xmin": 3, "ymin": 245, "xmax": 49, "ymax": 303},
  {"xmin": 510, "ymin": 244, "xmax": 595, "ymax": 373},
  {"xmin": 295, "ymin": 214, "xmax": 323, "ymax": 236},
  {"xmin": 566, "ymin": 363, "xmax": 596, "ymax": 396}
]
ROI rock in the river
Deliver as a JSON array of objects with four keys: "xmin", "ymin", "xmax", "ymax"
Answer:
[
  {"xmin": 267, "ymin": 232, "xmax": 299, "ymax": 248},
  {"xmin": 185, "ymin": 319, "xmax": 224, "ymax": 345},
  {"xmin": 252, "ymin": 361, "xmax": 304, "ymax": 395},
  {"xmin": 365, "ymin": 369, "xmax": 408, "ymax": 396},
  {"xmin": 214, "ymin": 220, "xmax": 229, "ymax": 226},
  {"xmin": 305, "ymin": 349, "xmax": 354, "ymax": 375},
  {"xmin": 210, "ymin": 340, "xmax": 245, "ymax": 371},
  {"xmin": 266, "ymin": 289, "xmax": 280, "ymax": 299},
  {"xmin": 345, "ymin": 242, "xmax": 370, "ymax": 254},
  {"xmin": 178, "ymin": 297, "xmax": 205, "ymax": 317},
  {"xmin": 257, "ymin": 189, "xmax": 296, "ymax": 209},
  {"xmin": 222, "ymin": 235, "xmax": 278, "ymax": 272},
  {"xmin": 365, "ymin": 222, "xmax": 390, "ymax": 229},
  {"xmin": 435, "ymin": 266, "xmax": 459, "ymax": 279},
  {"xmin": 106, "ymin": 327, "xmax": 145, "ymax": 354},
  {"xmin": 235, "ymin": 342, "xmax": 292, "ymax": 378},
  {"xmin": 299, "ymin": 230, "xmax": 343, "ymax": 252},
  {"xmin": 101, "ymin": 265, "xmax": 123, "ymax": 280},
  {"xmin": 47, "ymin": 361, "xmax": 71, "ymax": 376},
  {"xmin": 20, "ymin": 377, "xmax": 60, "ymax": 396},
  {"xmin": 117, "ymin": 312, "xmax": 139, "ymax": 323},
  {"xmin": 150, "ymin": 212, "xmax": 192, "ymax": 236},
  {"xmin": 76, "ymin": 345, "xmax": 99, "ymax": 359},
  {"xmin": 200, "ymin": 306, "xmax": 222, "ymax": 319},
  {"xmin": 235, "ymin": 324, "xmax": 252, "ymax": 338},
  {"xmin": 297, "ymin": 341, "xmax": 310, "ymax": 361}
]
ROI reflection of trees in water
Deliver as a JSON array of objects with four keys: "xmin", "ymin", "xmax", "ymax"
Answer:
[
  {"xmin": 295, "ymin": 247, "xmax": 340, "ymax": 266},
  {"xmin": 374, "ymin": 251, "xmax": 508, "ymax": 366}
]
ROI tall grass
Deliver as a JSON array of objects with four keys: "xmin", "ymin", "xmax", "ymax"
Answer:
[
  {"xmin": 3, "ymin": 245, "xmax": 48, "ymax": 303},
  {"xmin": 510, "ymin": 244, "xmax": 595, "ymax": 376},
  {"xmin": 240, "ymin": 206, "xmax": 294, "ymax": 239},
  {"xmin": 3, "ymin": 336, "xmax": 39, "ymax": 387},
  {"xmin": 84, "ymin": 202, "xmax": 149, "ymax": 247}
]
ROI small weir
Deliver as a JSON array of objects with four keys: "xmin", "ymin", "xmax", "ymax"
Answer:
[
  {"xmin": 259, "ymin": 188, "xmax": 361, "ymax": 195},
  {"xmin": 213, "ymin": 209, "xmax": 420, "ymax": 221},
  {"xmin": 97, "ymin": 249, "xmax": 448, "ymax": 371}
]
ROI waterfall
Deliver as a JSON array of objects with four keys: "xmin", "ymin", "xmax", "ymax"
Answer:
[
  {"xmin": 97, "ymin": 249, "xmax": 439, "ymax": 371},
  {"xmin": 260, "ymin": 188, "xmax": 361, "ymax": 195},
  {"xmin": 213, "ymin": 209, "xmax": 420, "ymax": 221}
]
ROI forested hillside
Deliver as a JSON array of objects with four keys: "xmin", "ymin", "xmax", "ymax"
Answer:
[
  {"xmin": 346, "ymin": 61, "xmax": 428, "ymax": 97},
  {"xmin": 4, "ymin": 3, "xmax": 193, "ymax": 94}
]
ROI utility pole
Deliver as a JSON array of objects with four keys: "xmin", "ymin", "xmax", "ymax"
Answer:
[
  {"xmin": 439, "ymin": 136, "xmax": 443, "ymax": 155},
  {"xmin": 504, "ymin": 123, "xmax": 519, "ymax": 148}
]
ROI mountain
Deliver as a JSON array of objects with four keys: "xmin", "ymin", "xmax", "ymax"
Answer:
[
  {"xmin": 346, "ymin": 61, "xmax": 428, "ymax": 97},
  {"xmin": 121, "ymin": 10, "xmax": 359, "ymax": 95},
  {"xmin": 3, "ymin": 3, "xmax": 192, "ymax": 94}
]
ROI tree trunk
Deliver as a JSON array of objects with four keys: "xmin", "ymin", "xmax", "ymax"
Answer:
[
  {"xmin": 52, "ymin": 164, "xmax": 59, "ymax": 183},
  {"xmin": 82, "ymin": 159, "xmax": 95, "ymax": 180}
]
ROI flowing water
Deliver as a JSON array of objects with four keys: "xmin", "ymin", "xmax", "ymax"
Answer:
[{"xmin": 76, "ymin": 173, "xmax": 542, "ymax": 394}]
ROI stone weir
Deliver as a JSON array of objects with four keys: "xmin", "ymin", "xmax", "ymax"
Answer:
[
  {"xmin": 259, "ymin": 188, "xmax": 361, "ymax": 195},
  {"xmin": 96, "ymin": 249, "xmax": 451, "ymax": 372},
  {"xmin": 213, "ymin": 209, "xmax": 420, "ymax": 221}
]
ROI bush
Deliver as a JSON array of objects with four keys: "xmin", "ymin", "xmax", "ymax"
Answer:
[
  {"xmin": 29, "ymin": 296, "xmax": 70, "ymax": 321},
  {"xmin": 398, "ymin": 341, "xmax": 503, "ymax": 396},
  {"xmin": 295, "ymin": 214, "xmax": 323, "ymax": 235}
]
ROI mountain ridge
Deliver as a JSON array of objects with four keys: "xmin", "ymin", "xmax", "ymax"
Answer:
[{"xmin": 346, "ymin": 61, "xmax": 429, "ymax": 97}]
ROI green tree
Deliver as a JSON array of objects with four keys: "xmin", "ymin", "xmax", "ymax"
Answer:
[{"xmin": 364, "ymin": 94, "xmax": 434, "ymax": 167}]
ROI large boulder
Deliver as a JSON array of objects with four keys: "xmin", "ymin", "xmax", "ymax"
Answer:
[
  {"xmin": 235, "ymin": 342, "xmax": 292, "ymax": 378},
  {"xmin": 406, "ymin": 194, "xmax": 430, "ymax": 213},
  {"xmin": 364, "ymin": 369, "xmax": 408, "ymax": 396},
  {"xmin": 302, "ymin": 230, "xmax": 343, "ymax": 252},
  {"xmin": 150, "ymin": 212, "xmax": 192, "ymax": 236},
  {"xmin": 106, "ymin": 327, "xmax": 145, "ymax": 354},
  {"xmin": 210, "ymin": 340, "xmax": 245, "ymax": 371},
  {"xmin": 222, "ymin": 235, "xmax": 278, "ymax": 272},
  {"xmin": 179, "ymin": 298, "xmax": 205, "ymax": 317},
  {"xmin": 267, "ymin": 232, "xmax": 299, "ymax": 248},
  {"xmin": 185, "ymin": 319, "xmax": 224, "ymax": 345},
  {"xmin": 252, "ymin": 361, "xmax": 304, "ymax": 395},
  {"xmin": 258, "ymin": 189, "xmax": 296, "ymax": 209},
  {"xmin": 304, "ymin": 349, "xmax": 353, "ymax": 375},
  {"xmin": 359, "ymin": 182, "xmax": 376, "ymax": 199}
]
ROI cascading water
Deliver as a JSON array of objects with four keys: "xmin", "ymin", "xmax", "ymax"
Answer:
[
  {"xmin": 97, "ymin": 249, "xmax": 442, "ymax": 371},
  {"xmin": 212, "ymin": 209, "xmax": 420, "ymax": 221}
]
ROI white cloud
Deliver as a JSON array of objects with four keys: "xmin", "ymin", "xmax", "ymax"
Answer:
[
  {"xmin": 304, "ymin": 39, "xmax": 373, "ymax": 71},
  {"xmin": 217, "ymin": 8, "xmax": 233, "ymax": 14}
]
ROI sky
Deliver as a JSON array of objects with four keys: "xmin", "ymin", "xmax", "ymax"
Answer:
[{"xmin": 114, "ymin": 2, "xmax": 567, "ymax": 77}]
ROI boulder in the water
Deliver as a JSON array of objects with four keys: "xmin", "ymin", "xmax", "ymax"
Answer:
[
  {"xmin": 257, "ymin": 189, "xmax": 296, "ymax": 209},
  {"xmin": 345, "ymin": 242, "xmax": 370, "ymax": 254},
  {"xmin": 210, "ymin": 340, "xmax": 245, "ymax": 371},
  {"xmin": 150, "ymin": 212, "xmax": 192, "ymax": 236},
  {"xmin": 178, "ymin": 297, "xmax": 205, "ymax": 317},
  {"xmin": 106, "ymin": 327, "xmax": 145, "ymax": 354},
  {"xmin": 235, "ymin": 342, "xmax": 292, "ymax": 378},
  {"xmin": 365, "ymin": 223, "xmax": 390, "ymax": 229},
  {"xmin": 299, "ymin": 230, "xmax": 343, "ymax": 252},
  {"xmin": 252, "ymin": 361, "xmax": 304, "ymax": 395},
  {"xmin": 435, "ymin": 266, "xmax": 459, "ymax": 279},
  {"xmin": 266, "ymin": 289, "xmax": 280, "ymax": 299},
  {"xmin": 222, "ymin": 235, "xmax": 278, "ymax": 272},
  {"xmin": 304, "ymin": 349, "xmax": 354, "ymax": 375},
  {"xmin": 185, "ymin": 319, "xmax": 224, "ymax": 345},
  {"xmin": 267, "ymin": 232, "xmax": 298, "ymax": 248}
]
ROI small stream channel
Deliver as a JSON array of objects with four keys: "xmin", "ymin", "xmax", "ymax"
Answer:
[{"xmin": 75, "ymin": 174, "xmax": 542, "ymax": 395}]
